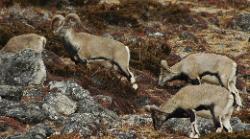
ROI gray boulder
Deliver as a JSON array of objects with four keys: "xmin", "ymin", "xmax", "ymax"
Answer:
[
  {"xmin": 0, "ymin": 49, "xmax": 46, "ymax": 86},
  {"xmin": 122, "ymin": 114, "xmax": 250, "ymax": 136},
  {"xmin": 42, "ymin": 92, "xmax": 77, "ymax": 120},
  {"xmin": 6, "ymin": 123, "xmax": 54, "ymax": 139},
  {"xmin": 0, "ymin": 99, "xmax": 46, "ymax": 123},
  {"xmin": 121, "ymin": 114, "xmax": 152, "ymax": 126},
  {"xmin": 48, "ymin": 80, "xmax": 120, "ymax": 137},
  {"xmin": 62, "ymin": 112, "xmax": 120, "ymax": 137},
  {"xmin": 0, "ymin": 85, "xmax": 23, "ymax": 101},
  {"xmin": 62, "ymin": 113, "xmax": 101, "ymax": 137},
  {"xmin": 49, "ymin": 80, "xmax": 91, "ymax": 100},
  {"xmin": 231, "ymin": 14, "xmax": 250, "ymax": 32},
  {"xmin": 163, "ymin": 117, "xmax": 250, "ymax": 136},
  {"xmin": 110, "ymin": 129, "xmax": 137, "ymax": 139}
]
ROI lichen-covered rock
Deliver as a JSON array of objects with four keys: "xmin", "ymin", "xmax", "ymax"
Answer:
[
  {"xmin": 0, "ymin": 99, "xmax": 46, "ymax": 123},
  {"xmin": 62, "ymin": 112, "xmax": 120, "ymax": 137},
  {"xmin": 94, "ymin": 95, "xmax": 113, "ymax": 108},
  {"xmin": 22, "ymin": 87, "xmax": 45, "ymax": 102},
  {"xmin": 42, "ymin": 92, "xmax": 77, "ymax": 120},
  {"xmin": 231, "ymin": 14, "xmax": 250, "ymax": 32},
  {"xmin": 49, "ymin": 80, "xmax": 91, "ymax": 100},
  {"xmin": 121, "ymin": 114, "xmax": 250, "ymax": 137},
  {"xmin": 179, "ymin": 31, "xmax": 198, "ymax": 42},
  {"xmin": 99, "ymin": 0, "xmax": 120, "ymax": 6},
  {"xmin": 121, "ymin": 114, "xmax": 152, "ymax": 126},
  {"xmin": 76, "ymin": 96, "xmax": 120, "ymax": 130},
  {"xmin": 62, "ymin": 113, "xmax": 100, "ymax": 137},
  {"xmin": 110, "ymin": 129, "xmax": 137, "ymax": 139},
  {"xmin": 48, "ymin": 81, "xmax": 120, "ymax": 137},
  {"xmin": 162, "ymin": 117, "xmax": 250, "ymax": 136},
  {"xmin": 0, "ymin": 85, "xmax": 23, "ymax": 101},
  {"xmin": 0, "ymin": 49, "xmax": 46, "ymax": 86},
  {"xmin": 6, "ymin": 123, "xmax": 54, "ymax": 139}
]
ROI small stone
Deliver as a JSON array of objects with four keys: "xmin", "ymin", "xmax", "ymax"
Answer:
[
  {"xmin": 122, "ymin": 114, "xmax": 152, "ymax": 126},
  {"xmin": 94, "ymin": 95, "xmax": 112, "ymax": 108},
  {"xmin": 62, "ymin": 113, "xmax": 99, "ymax": 137},
  {"xmin": 6, "ymin": 123, "xmax": 54, "ymax": 139},
  {"xmin": 49, "ymin": 80, "xmax": 90, "ymax": 100},
  {"xmin": 5, "ymin": 102, "xmax": 46, "ymax": 123},
  {"xmin": 110, "ymin": 129, "xmax": 137, "ymax": 139},
  {"xmin": 179, "ymin": 31, "xmax": 198, "ymax": 42},
  {"xmin": 42, "ymin": 92, "xmax": 77, "ymax": 118},
  {"xmin": 99, "ymin": 0, "xmax": 120, "ymax": 5},
  {"xmin": 159, "ymin": 116, "xmax": 250, "ymax": 136},
  {"xmin": 0, "ymin": 85, "xmax": 23, "ymax": 101},
  {"xmin": 231, "ymin": 14, "xmax": 250, "ymax": 32},
  {"xmin": 148, "ymin": 32, "xmax": 164, "ymax": 37}
]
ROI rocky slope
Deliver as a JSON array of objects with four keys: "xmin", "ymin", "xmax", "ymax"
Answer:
[{"xmin": 0, "ymin": 0, "xmax": 249, "ymax": 138}]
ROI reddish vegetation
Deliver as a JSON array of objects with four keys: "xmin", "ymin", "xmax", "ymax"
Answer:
[
  {"xmin": 0, "ymin": 0, "xmax": 249, "ymax": 138},
  {"xmin": 201, "ymin": 131, "xmax": 250, "ymax": 139},
  {"xmin": 198, "ymin": 0, "xmax": 250, "ymax": 9},
  {"xmin": 0, "ymin": 116, "xmax": 27, "ymax": 133},
  {"xmin": 48, "ymin": 132, "xmax": 81, "ymax": 139}
]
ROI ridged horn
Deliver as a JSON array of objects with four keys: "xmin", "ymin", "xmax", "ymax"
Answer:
[
  {"xmin": 51, "ymin": 14, "xmax": 65, "ymax": 30},
  {"xmin": 145, "ymin": 105, "xmax": 162, "ymax": 112},
  {"xmin": 65, "ymin": 13, "xmax": 81, "ymax": 26},
  {"xmin": 160, "ymin": 60, "xmax": 177, "ymax": 74}
]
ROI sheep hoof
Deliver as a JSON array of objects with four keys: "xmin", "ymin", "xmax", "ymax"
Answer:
[
  {"xmin": 132, "ymin": 84, "xmax": 138, "ymax": 90},
  {"xmin": 236, "ymin": 106, "xmax": 241, "ymax": 111},
  {"xmin": 189, "ymin": 133, "xmax": 199, "ymax": 138},
  {"xmin": 216, "ymin": 127, "xmax": 223, "ymax": 133}
]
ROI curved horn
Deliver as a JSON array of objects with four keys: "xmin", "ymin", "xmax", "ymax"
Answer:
[
  {"xmin": 145, "ymin": 105, "xmax": 162, "ymax": 112},
  {"xmin": 160, "ymin": 60, "xmax": 178, "ymax": 74},
  {"xmin": 51, "ymin": 14, "xmax": 65, "ymax": 30},
  {"xmin": 65, "ymin": 13, "xmax": 81, "ymax": 26}
]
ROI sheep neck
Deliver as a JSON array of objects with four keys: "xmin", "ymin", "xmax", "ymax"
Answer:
[
  {"xmin": 170, "ymin": 62, "xmax": 182, "ymax": 74},
  {"xmin": 64, "ymin": 28, "xmax": 79, "ymax": 51},
  {"xmin": 160, "ymin": 98, "xmax": 178, "ymax": 113}
]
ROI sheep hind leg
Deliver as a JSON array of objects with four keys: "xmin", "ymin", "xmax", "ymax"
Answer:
[
  {"xmin": 210, "ymin": 106, "xmax": 223, "ymax": 133},
  {"xmin": 222, "ymin": 116, "xmax": 233, "ymax": 133},
  {"xmin": 212, "ymin": 115, "xmax": 223, "ymax": 133},
  {"xmin": 228, "ymin": 77, "xmax": 242, "ymax": 110},
  {"xmin": 215, "ymin": 116, "xmax": 223, "ymax": 133},
  {"xmin": 115, "ymin": 63, "xmax": 138, "ymax": 90},
  {"xmin": 124, "ymin": 67, "xmax": 138, "ymax": 90},
  {"xmin": 189, "ymin": 110, "xmax": 200, "ymax": 138}
]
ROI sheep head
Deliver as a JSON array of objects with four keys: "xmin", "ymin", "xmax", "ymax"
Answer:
[
  {"xmin": 158, "ymin": 60, "xmax": 178, "ymax": 86},
  {"xmin": 51, "ymin": 13, "xmax": 81, "ymax": 37},
  {"xmin": 145, "ymin": 105, "xmax": 168, "ymax": 130},
  {"xmin": 65, "ymin": 13, "xmax": 81, "ymax": 28}
]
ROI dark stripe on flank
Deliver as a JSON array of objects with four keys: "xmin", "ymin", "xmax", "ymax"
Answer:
[{"xmin": 199, "ymin": 71, "xmax": 224, "ymax": 87}]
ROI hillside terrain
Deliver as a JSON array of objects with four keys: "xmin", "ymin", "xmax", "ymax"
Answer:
[{"xmin": 0, "ymin": 0, "xmax": 249, "ymax": 138}]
